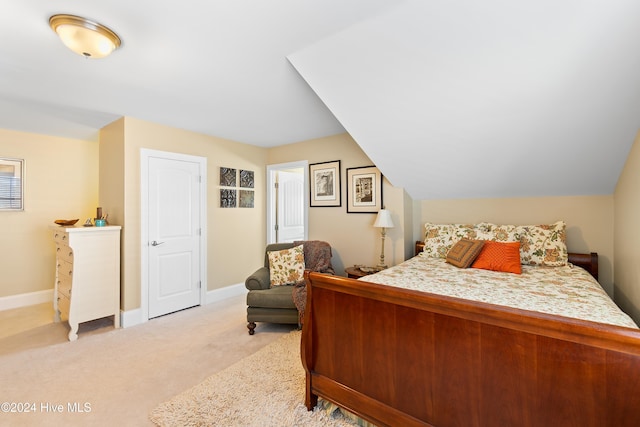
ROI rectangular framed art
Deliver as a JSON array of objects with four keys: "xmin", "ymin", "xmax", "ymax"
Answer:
[
  {"xmin": 0, "ymin": 157, "xmax": 24, "ymax": 211},
  {"xmin": 346, "ymin": 165, "xmax": 382, "ymax": 213},
  {"xmin": 309, "ymin": 160, "xmax": 341, "ymax": 207}
]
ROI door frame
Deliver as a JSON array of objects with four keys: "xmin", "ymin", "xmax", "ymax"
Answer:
[
  {"xmin": 140, "ymin": 148, "xmax": 207, "ymax": 322},
  {"xmin": 266, "ymin": 161, "xmax": 308, "ymax": 244}
]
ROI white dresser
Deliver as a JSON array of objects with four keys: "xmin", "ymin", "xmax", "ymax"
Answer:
[{"xmin": 50, "ymin": 225, "xmax": 121, "ymax": 341}]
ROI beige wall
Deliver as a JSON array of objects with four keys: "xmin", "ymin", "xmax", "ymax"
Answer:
[
  {"xmin": 0, "ymin": 128, "xmax": 98, "ymax": 298},
  {"xmin": 267, "ymin": 133, "xmax": 408, "ymax": 274},
  {"xmin": 2, "ymin": 122, "xmax": 635, "ymax": 325},
  {"xmin": 99, "ymin": 118, "xmax": 125, "ymax": 228},
  {"xmin": 101, "ymin": 117, "xmax": 268, "ymax": 311},
  {"xmin": 266, "ymin": 132, "xmax": 616, "ymax": 296},
  {"xmin": 416, "ymin": 195, "xmax": 615, "ymax": 296},
  {"xmin": 614, "ymin": 131, "xmax": 640, "ymax": 323}
]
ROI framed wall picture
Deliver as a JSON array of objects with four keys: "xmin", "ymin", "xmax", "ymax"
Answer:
[
  {"xmin": 309, "ymin": 160, "xmax": 341, "ymax": 207},
  {"xmin": 239, "ymin": 190, "xmax": 254, "ymax": 208},
  {"xmin": 0, "ymin": 157, "xmax": 24, "ymax": 211},
  {"xmin": 219, "ymin": 167, "xmax": 236, "ymax": 187},
  {"xmin": 346, "ymin": 165, "xmax": 382, "ymax": 213},
  {"xmin": 220, "ymin": 189, "xmax": 236, "ymax": 208},
  {"xmin": 239, "ymin": 170, "xmax": 254, "ymax": 188}
]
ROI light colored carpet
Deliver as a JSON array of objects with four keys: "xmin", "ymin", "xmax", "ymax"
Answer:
[
  {"xmin": 0, "ymin": 294, "xmax": 295, "ymax": 427},
  {"xmin": 149, "ymin": 330, "xmax": 354, "ymax": 427}
]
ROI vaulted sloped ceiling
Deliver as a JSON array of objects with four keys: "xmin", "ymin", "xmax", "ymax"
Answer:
[
  {"xmin": 288, "ymin": 0, "xmax": 640, "ymax": 200},
  {"xmin": 0, "ymin": 0, "xmax": 397, "ymax": 146},
  {"xmin": 2, "ymin": 1, "xmax": 640, "ymax": 201}
]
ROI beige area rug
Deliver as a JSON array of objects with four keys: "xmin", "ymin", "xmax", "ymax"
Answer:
[{"xmin": 149, "ymin": 330, "xmax": 354, "ymax": 427}]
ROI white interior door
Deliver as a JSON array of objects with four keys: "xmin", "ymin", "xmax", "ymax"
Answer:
[
  {"xmin": 266, "ymin": 161, "xmax": 308, "ymax": 244},
  {"xmin": 277, "ymin": 170, "xmax": 304, "ymax": 242},
  {"xmin": 148, "ymin": 155, "xmax": 202, "ymax": 318}
]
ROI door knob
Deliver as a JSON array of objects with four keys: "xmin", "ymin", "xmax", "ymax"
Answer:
[{"xmin": 151, "ymin": 240, "xmax": 165, "ymax": 246}]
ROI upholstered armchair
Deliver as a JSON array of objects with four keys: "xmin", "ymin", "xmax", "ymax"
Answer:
[{"xmin": 245, "ymin": 241, "xmax": 334, "ymax": 335}]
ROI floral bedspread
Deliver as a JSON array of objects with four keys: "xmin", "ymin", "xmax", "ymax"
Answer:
[{"xmin": 361, "ymin": 254, "xmax": 638, "ymax": 329}]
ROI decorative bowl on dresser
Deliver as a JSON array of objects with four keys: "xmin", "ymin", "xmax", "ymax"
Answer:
[
  {"xmin": 50, "ymin": 225, "xmax": 122, "ymax": 341},
  {"xmin": 54, "ymin": 219, "xmax": 79, "ymax": 226}
]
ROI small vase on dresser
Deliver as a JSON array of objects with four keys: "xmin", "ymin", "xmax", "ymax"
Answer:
[{"xmin": 50, "ymin": 225, "xmax": 121, "ymax": 341}]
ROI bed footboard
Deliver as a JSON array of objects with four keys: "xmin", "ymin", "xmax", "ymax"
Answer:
[{"xmin": 301, "ymin": 271, "xmax": 640, "ymax": 427}]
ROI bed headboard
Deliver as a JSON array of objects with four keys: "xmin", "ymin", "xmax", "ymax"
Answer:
[{"xmin": 414, "ymin": 240, "xmax": 598, "ymax": 281}]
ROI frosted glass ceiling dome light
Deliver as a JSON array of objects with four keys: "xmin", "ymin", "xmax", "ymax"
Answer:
[{"xmin": 49, "ymin": 14, "xmax": 121, "ymax": 58}]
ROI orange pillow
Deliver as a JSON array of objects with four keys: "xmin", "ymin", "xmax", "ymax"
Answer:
[{"xmin": 471, "ymin": 241, "xmax": 522, "ymax": 274}]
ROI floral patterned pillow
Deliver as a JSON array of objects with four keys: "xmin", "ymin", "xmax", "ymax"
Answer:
[
  {"xmin": 474, "ymin": 223, "xmax": 519, "ymax": 242},
  {"xmin": 471, "ymin": 221, "xmax": 568, "ymax": 266},
  {"xmin": 268, "ymin": 244, "xmax": 305, "ymax": 287},
  {"xmin": 424, "ymin": 221, "xmax": 568, "ymax": 266},
  {"xmin": 515, "ymin": 221, "xmax": 568, "ymax": 266},
  {"xmin": 423, "ymin": 223, "xmax": 478, "ymax": 258}
]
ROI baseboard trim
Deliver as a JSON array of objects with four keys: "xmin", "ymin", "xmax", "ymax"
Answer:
[
  {"xmin": 206, "ymin": 282, "xmax": 247, "ymax": 304},
  {"xmin": 120, "ymin": 283, "xmax": 247, "ymax": 328},
  {"xmin": 120, "ymin": 308, "xmax": 143, "ymax": 329},
  {"xmin": 0, "ymin": 289, "xmax": 54, "ymax": 312}
]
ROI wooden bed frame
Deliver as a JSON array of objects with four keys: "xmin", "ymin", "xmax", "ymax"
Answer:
[{"xmin": 301, "ymin": 242, "xmax": 640, "ymax": 426}]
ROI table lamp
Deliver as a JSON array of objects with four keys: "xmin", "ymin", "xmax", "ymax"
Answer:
[{"xmin": 373, "ymin": 209, "xmax": 394, "ymax": 269}]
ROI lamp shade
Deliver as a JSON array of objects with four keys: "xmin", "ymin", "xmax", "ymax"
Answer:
[
  {"xmin": 49, "ymin": 14, "xmax": 121, "ymax": 58},
  {"xmin": 373, "ymin": 209, "xmax": 394, "ymax": 228}
]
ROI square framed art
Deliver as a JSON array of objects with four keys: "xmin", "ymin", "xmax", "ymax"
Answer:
[
  {"xmin": 239, "ymin": 170, "xmax": 254, "ymax": 188},
  {"xmin": 239, "ymin": 190, "xmax": 254, "ymax": 208},
  {"xmin": 219, "ymin": 167, "xmax": 236, "ymax": 187},
  {"xmin": 220, "ymin": 189, "xmax": 236, "ymax": 208}
]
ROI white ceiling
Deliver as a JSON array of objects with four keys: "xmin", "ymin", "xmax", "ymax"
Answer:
[{"xmin": 2, "ymin": 0, "xmax": 640, "ymax": 200}]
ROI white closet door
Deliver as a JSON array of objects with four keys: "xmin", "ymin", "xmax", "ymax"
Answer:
[{"xmin": 148, "ymin": 156, "xmax": 201, "ymax": 318}]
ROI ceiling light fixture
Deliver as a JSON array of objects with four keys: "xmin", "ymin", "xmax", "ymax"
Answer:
[{"xmin": 49, "ymin": 14, "xmax": 121, "ymax": 59}]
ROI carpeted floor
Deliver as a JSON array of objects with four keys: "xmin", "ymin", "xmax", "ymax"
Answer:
[
  {"xmin": 149, "ymin": 330, "xmax": 355, "ymax": 427},
  {"xmin": 0, "ymin": 294, "xmax": 296, "ymax": 427}
]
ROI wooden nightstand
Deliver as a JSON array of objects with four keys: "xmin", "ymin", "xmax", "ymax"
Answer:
[{"xmin": 345, "ymin": 266, "xmax": 378, "ymax": 279}]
